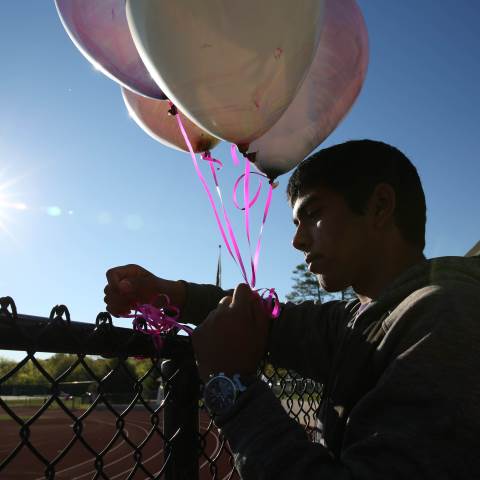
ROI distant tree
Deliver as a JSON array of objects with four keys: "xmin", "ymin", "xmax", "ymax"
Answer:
[
  {"xmin": 340, "ymin": 286, "xmax": 357, "ymax": 302},
  {"xmin": 0, "ymin": 357, "xmax": 16, "ymax": 377},
  {"xmin": 286, "ymin": 264, "xmax": 357, "ymax": 304},
  {"xmin": 286, "ymin": 264, "xmax": 334, "ymax": 304},
  {"xmin": 286, "ymin": 264, "xmax": 322, "ymax": 303},
  {"xmin": 127, "ymin": 358, "xmax": 160, "ymax": 398},
  {"xmin": 0, "ymin": 357, "xmax": 48, "ymax": 386},
  {"xmin": 100, "ymin": 358, "xmax": 137, "ymax": 399}
]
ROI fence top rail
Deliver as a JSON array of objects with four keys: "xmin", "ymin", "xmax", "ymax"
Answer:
[{"xmin": 0, "ymin": 296, "xmax": 192, "ymax": 359}]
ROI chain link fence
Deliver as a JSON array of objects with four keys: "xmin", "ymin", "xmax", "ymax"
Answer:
[{"xmin": 0, "ymin": 296, "xmax": 322, "ymax": 479}]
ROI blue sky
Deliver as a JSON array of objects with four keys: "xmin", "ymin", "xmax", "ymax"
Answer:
[{"xmin": 1, "ymin": 1, "xmax": 479, "ymax": 360}]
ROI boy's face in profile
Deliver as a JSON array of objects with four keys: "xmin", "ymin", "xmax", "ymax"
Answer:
[{"xmin": 291, "ymin": 185, "xmax": 374, "ymax": 293}]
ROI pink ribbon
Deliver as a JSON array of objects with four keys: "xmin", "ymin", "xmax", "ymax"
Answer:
[
  {"xmin": 171, "ymin": 103, "xmax": 279, "ymax": 302},
  {"xmin": 129, "ymin": 289, "xmax": 279, "ymax": 353},
  {"xmin": 257, "ymin": 288, "xmax": 281, "ymax": 319},
  {"xmin": 129, "ymin": 295, "xmax": 193, "ymax": 350},
  {"xmin": 130, "ymin": 104, "xmax": 281, "ymax": 351}
]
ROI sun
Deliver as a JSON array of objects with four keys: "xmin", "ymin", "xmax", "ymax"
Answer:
[{"xmin": 0, "ymin": 172, "xmax": 28, "ymax": 240}]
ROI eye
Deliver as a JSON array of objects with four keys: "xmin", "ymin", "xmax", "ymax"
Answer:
[{"xmin": 306, "ymin": 208, "xmax": 322, "ymax": 219}]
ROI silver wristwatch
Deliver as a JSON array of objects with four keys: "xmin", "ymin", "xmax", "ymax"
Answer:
[{"xmin": 203, "ymin": 373, "xmax": 252, "ymax": 417}]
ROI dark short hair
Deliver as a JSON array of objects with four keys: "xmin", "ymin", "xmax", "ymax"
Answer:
[{"xmin": 286, "ymin": 140, "xmax": 426, "ymax": 250}]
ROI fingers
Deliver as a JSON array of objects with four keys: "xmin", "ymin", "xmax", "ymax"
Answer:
[
  {"xmin": 229, "ymin": 284, "xmax": 263, "ymax": 310},
  {"xmin": 104, "ymin": 264, "xmax": 145, "ymax": 316},
  {"xmin": 218, "ymin": 295, "xmax": 233, "ymax": 308},
  {"xmin": 104, "ymin": 289, "xmax": 135, "ymax": 317},
  {"xmin": 103, "ymin": 264, "xmax": 176, "ymax": 318},
  {"xmin": 105, "ymin": 264, "xmax": 141, "ymax": 290},
  {"xmin": 105, "ymin": 266, "xmax": 124, "ymax": 289},
  {"xmin": 232, "ymin": 284, "xmax": 270, "ymax": 330},
  {"xmin": 230, "ymin": 283, "xmax": 254, "ymax": 307}
]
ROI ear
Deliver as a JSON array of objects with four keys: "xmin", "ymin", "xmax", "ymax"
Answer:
[{"xmin": 368, "ymin": 183, "xmax": 396, "ymax": 228}]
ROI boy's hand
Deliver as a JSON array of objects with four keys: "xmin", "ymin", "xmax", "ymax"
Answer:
[
  {"xmin": 104, "ymin": 264, "xmax": 186, "ymax": 317},
  {"xmin": 191, "ymin": 284, "xmax": 271, "ymax": 382}
]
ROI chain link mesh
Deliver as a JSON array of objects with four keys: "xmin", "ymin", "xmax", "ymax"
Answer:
[{"xmin": 0, "ymin": 297, "xmax": 322, "ymax": 479}]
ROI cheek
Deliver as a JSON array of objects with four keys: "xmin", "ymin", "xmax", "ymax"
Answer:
[
  {"xmin": 313, "ymin": 220, "xmax": 334, "ymax": 246},
  {"xmin": 313, "ymin": 219, "xmax": 357, "ymax": 259},
  {"xmin": 314, "ymin": 220, "xmax": 326, "ymax": 236},
  {"xmin": 311, "ymin": 221, "xmax": 324, "ymax": 247}
]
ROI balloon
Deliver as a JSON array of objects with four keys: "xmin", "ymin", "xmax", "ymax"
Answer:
[
  {"xmin": 122, "ymin": 88, "xmax": 220, "ymax": 153},
  {"xmin": 55, "ymin": 0, "xmax": 166, "ymax": 99},
  {"xmin": 126, "ymin": 0, "xmax": 326, "ymax": 145},
  {"xmin": 243, "ymin": 0, "xmax": 369, "ymax": 179}
]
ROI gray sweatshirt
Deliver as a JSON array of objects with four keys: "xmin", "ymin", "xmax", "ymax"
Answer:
[{"xmin": 182, "ymin": 256, "xmax": 480, "ymax": 479}]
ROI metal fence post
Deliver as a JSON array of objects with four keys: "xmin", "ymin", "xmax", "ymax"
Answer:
[{"xmin": 161, "ymin": 356, "xmax": 200, "ymax": 480}]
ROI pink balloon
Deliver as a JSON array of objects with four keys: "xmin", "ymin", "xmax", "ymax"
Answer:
[
  {"xmin": 243, "ymin": 0, "xmax": 369, "ymax": 178},
  {"xmin": 122, "ymin": 88, "xmax": 220, "ymax": 154},
  {"xmin": 55, "ymin": 0, "xmax": 165, "ymax": 99}
]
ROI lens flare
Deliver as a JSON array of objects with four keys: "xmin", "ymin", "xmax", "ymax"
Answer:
[{"xmin": 46, "ymin": 206, "xmax": 62, "ymax": 217}]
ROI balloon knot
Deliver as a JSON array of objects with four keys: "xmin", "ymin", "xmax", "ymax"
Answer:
[
  {"xmin": 237, "ymin": 143, "xmax": 250, "ymax": 155},
  {"xmin": 167, "ymin": 103, "xmax": 178, "ymax": 116}
]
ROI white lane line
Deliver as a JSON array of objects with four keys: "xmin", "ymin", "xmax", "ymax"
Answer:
[
  {"xmin": 70, "ymin": 421, "xmax": 152, "ymax": 480},
  {"xmin": 199, "ymin": 420, "xmax": 220, "ymax": 470},
  {"xmin": 33, "ymin": 418, "xmax": 129, "ymax": 480},
  {"xmin": 108, "ymin": 418, "xmax": 210, "ymax": 479},
  {"xmin": 32, "ymin": 415, "xmax": 227, "ymax": 480},
  {"xmin": 95, "ymin": 418, "xmax": 166, "ymax": 480}
]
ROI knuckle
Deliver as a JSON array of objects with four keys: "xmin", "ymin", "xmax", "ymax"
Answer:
[{"xmin": 106, "ymin": 267, "xmax": 116, "ymax": 277}]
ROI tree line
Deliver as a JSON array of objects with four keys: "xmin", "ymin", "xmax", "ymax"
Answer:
[{"xmin": 0, "ymin": 353, "xmax": 159, "ymax": 397}]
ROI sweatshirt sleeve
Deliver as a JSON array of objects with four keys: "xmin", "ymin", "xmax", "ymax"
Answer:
[
  {"xmin": 267, "ymin": 299, "xmax": 356, "ymax": 383},
  {"xmin": 219, "ymin": 352, "xmax": 473, "ymax": 479},
  {"xmin": 179, "ymin": 281, "xmax": 233, "ymax": 325},
  {"xmin": 218, "ymin": 285, "xmax": 480, "ymax": 479}
]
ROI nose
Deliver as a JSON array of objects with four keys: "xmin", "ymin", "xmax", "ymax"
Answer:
[{"xmin": 292, "ymin": 224, "xmax": 310, "ymax": 252}]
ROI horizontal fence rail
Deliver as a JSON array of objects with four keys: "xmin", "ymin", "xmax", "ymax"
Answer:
[
  {"xmin": 0, "ymin": 296, "xmax": 322, "ymax": 479},
  {"xmin": 0, "ymin": 297, "xmax": 191, "ymax": 358}
]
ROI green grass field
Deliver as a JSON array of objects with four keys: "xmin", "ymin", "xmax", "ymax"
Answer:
[{"xmin": 1, "ymin": 396, "xmax": 91, "ymax": 410}]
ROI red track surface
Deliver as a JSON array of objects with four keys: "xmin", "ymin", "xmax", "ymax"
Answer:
[{"xmin": 0, "ymin": 407, "xmax": 239, "ymax": 479}]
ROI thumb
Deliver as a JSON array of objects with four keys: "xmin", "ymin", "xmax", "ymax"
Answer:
[
  {"xmin": 119, "ymin": 276, "xmax": 151, "ymax": 295},
  {"xmin": 218, "ymin": 295, "xmax": 233, "ymax": 308},
  {"xmin": 118, "ymin": 278, "xmax": 134, "ymax": 294},
  {"xmin": 231, "ymin": 283, "xmax": 253, "ymax": 307}
]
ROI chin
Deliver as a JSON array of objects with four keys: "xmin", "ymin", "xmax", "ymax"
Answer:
[{"xmin": 318, "ymin": 274, "xmax": 349, "ymax": 293}]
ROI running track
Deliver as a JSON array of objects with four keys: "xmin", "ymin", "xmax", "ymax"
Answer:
[{"xmin": 0, "ymin": 407, "xmax": 239, "ymax": 479}]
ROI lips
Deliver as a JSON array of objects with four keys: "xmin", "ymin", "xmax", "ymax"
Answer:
[{"xmin": 306, "ymin": 254, "xmax": 325, "ymax": 272}]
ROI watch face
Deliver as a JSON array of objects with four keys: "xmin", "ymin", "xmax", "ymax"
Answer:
[{"xmin": 204, "ymin": 375, "xmax": 237, "ymax": 416}]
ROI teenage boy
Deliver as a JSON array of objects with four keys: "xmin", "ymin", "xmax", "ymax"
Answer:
[{"xmin": 105, "ymin": 140, "xmax": 480, "ymax": 479}]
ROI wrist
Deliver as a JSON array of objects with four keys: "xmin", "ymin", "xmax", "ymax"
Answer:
[
  {"xmin": 203, "ymin": 372, "xmax": 256, "ymax": 418},
  {"xmin": 153, "ymin": 278, "xmax": 186, "ymax": 310}
]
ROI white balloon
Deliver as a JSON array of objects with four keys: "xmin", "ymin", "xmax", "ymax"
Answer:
[
  {"xmin": 126, "ymin": 0, "xmax": 326, "ymax": 145},
  {"xmin": 246, "ymin": 0, "xmax": 369, "ymax": 178}
]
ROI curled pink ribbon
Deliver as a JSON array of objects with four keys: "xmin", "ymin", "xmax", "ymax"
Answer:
[
  {"xmin": 129, "ymin": 290, "xmax": 279, "ymax": 353},
  {"xmin": 258, "ymin": 288, "xmax": 281, "ymax": 319},
  {"xmin": 233, "ymin": 173, "xmax": 263, "ymax": 211},
  {"xmin": 128, "ymin": 295, "xmax": 193, "ymax": 350}
]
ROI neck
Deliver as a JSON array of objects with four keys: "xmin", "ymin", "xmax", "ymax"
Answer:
[{"xmin": 354, "ymin": 244, "xmax": 425, "ymax": 303}]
